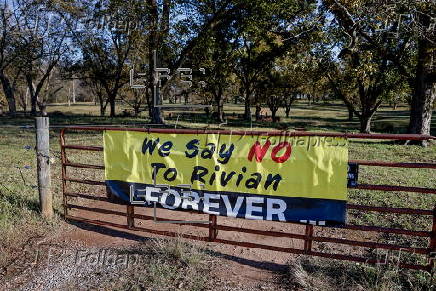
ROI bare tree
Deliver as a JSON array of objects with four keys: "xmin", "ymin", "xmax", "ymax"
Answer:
[
  {"xmin": 0, "ymin": 1, "xmax": 24, "ymax": 115},
  {"xmin": 13, "ymin": 0, "xmax": 73, "ymax": 115}
]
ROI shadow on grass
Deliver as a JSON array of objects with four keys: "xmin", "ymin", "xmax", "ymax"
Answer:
[
  {"xmin": 2, "ymin": 106, "xmax": 433, "ymax": 136},
  {"xmin": 0, "ymin": 114, "xmax": 151, "ymax": 127},
  {"xmin": 66, "ymin": 218, "xmax": 287, "ymax": 273}
]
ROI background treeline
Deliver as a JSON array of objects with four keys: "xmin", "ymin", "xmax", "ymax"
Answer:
[{"xmin": 0, "ymin": 0, "xmax": 434, "ymax": 135}]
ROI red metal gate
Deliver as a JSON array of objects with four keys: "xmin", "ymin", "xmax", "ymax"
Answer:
[{"xmin": 60, "ymin": 127, "xmax": 436, "ymax": 272}]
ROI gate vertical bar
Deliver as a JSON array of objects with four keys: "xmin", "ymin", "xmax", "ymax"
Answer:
[
  {"xmin": 60, "ymin": 128, "xmax": 68, "ymax": 217},
  {"xmin": 428, "ymin": 206, "xmax": 436, "ymax": 273},
  {"xmin": 209, "ymin": 215, "xmax": 217, "ymax": 242},
  {"xmin": 127, "ymin": 205, "xmax": 135, "ymax": 229},
  {"xmin": 304, "ymin": 225, "xmax": 314, "ymax": 254}
]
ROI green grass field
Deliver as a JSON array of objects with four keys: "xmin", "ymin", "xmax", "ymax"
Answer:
[{"xmin": 0, "ymin": 101, "xmax": 435, "ymax": 289}]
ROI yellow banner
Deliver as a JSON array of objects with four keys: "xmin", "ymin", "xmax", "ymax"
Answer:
[{"xmin": 104, "ymin": 130, "xmax": 348, "ymax": 201}]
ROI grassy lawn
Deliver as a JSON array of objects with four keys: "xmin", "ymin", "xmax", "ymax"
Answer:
[
  {"xmin": 0, "ymin": 101, "xmax": 435, "ymax": 289},
  {"xmin": 2, "ymin": 100, "xmax": 435, "ymax": 135}
]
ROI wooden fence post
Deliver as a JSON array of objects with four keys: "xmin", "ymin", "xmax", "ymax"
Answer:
[{"xmin": 35, "ymin": 117, "xmax": 53, "ymax": 218}]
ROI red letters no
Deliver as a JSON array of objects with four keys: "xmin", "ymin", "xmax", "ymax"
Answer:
[
  {"xmin": 247, "ymin": 140, "xmax": 292, "ymax": 163},
  {"xmin": 271, "ymin": 142, "xmax": 292, "ymax": 163},
  {"xmin": 247, "ymin": 140, "xmax": 271, "ymax": 162}
]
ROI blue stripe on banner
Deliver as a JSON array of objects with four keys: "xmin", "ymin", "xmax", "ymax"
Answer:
[{"xmin": 106, "ymin": 180, "xmax": 346, "ymax": 226}]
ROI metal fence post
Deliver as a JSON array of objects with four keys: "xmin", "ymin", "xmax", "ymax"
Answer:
[{"xmin": 35, "ymin": 117, "xmax": 53, "ymax": 218}]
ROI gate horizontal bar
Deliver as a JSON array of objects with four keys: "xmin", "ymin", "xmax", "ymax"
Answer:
[
  {"xmin": 350, "ymin": 160, "xmax": 436, "ymax": 169},
  {"xmin": 347, "ymin": 204, "xmax": 434, "ymax": 215},
  {"xmin": 65, "ymin": 192, "xmax": 110, "ymax": 202},
  {"xmin": 61, "ymin": 126, "xmax": 435, "ymax": 141},
  {"xmin": 64, "ymin": 177, "xmax": 106, "ymax": 186},
  {"xmin": 64, "ymin": 162, "xmax": 105, "ymax": 170},
  {"xmin": 307, "ymin": 250, "xmax": 429, "ymax": 271},
  {"xmin": 353, "ymin": 184, "xmax": 436, "ymax": 194},
  {"xmin": 64, "ymin": 160, "xmax": 436, "ymax": 170},
  {"xmin": 342, "ymin": 224, "xmax": 431, "ymax": 237},
  {"xmin": 214, "ymin": 222, "xmax": 428, "ymax": 254},
  {"xmin": 62, "ymin": 145, "xmax": 103, "ymax": 151},
  {"xmin": 67, "ymin": 204, "xmax": 126, "ymax": 216},
  {"xmin": 309, "ymin": 236, "xmax": 428, "ymax": 254}
]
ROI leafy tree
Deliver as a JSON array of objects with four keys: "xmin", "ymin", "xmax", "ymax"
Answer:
[
  {"xmin": 72, "ymin": 0, "xmax": 141, "ymax": 117},
  {"xmin": 5, "ymin": 0, "xmax": 75, "ymax": 116},
  {"xmin": 321, "ymin": 0, "xmax": 413, "ymax": 133},
  {"xmin": 232, "ymin": 0, "xmax": 319, "ymax": 121},
  {"xmin": 274, "ymin": 52, "xmax": 313, "ymax": 118},
  {"xmin": 323, "ymin": 0, "xmax": 435, "ymax": 138}
]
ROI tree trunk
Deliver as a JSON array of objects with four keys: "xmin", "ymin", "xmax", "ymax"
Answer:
[
  {"xmin": 255, "ymin": 105, "xmax": 261, "ymax": 121},
  {"xmin": 243, "ymin": 85, "xmax": 252, "ymax": 121},
  {"xmin": 359, "ymin": 114, "xmax": 373, "ymax": 133},
  {"xmin": 98, "ymin": 93, "xmax": 106, "ymax": 116},
  {"xmin": 109, "ymin": 97, "xmax": 116, "ymax": 117},
  {"xmin": 100, "ymin": 103, "xmax": 106, "ymax": 116},
  {"xmin": 244, "ymin": 99, "xmax": 251, "ymax": 121},
  {"xmin": 271, "ymin": 109, "xmax": 278, "ymax": 123},
  {"xmin": 215, "ymin": 95, "xmax": 224, "ymax": 122},
  {"xmin": 6, "ymin": 89, "xmax": 17, "ymax": 115},
  {"xmin": 0, "ymin": 75, "xmax": 16, "ymax": 116},
  {"xmin": 346, "ymin": 104, "xmax": 354, "ymax": 121},
  {"xmin": 31, "ymin": 95, "xmax": 37, "ymax": 116},
  {"xmin": 151, "ymin": 107, "xmax": 164, "ymax": 124},
  {"xmin": 134, "ymin": 105, "xmax": 140, "ymax": 117},
  {"xmin": 25, "ymin": 76, "xmax": 38, "ymax": 116},
  {"xmin": 408, "ymin": 36, "xmax": 435, "ymax": 138},
  {"xmin": 285, "ymin": 106, "xmax": 291, "ymax": 118},
  {"xmin": 146, "ymin": 0, "xmax": 166, "ymax": 125}
]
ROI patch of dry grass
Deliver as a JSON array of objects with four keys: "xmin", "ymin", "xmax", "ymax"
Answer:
[
  {"xmin": 41, "ymin": 237, "xmax": 215, "ymax": 291},
  {"xmin": 283, "ymin": 256, "xmax": 433, "ymax": 291}
]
